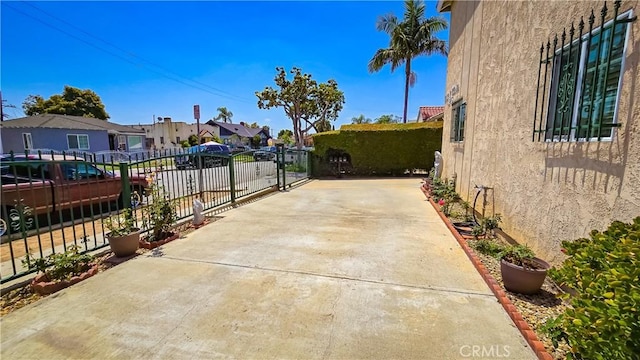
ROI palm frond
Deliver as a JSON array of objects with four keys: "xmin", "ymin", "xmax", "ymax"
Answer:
[
  {"xmin": 368, "ymin": 48, "xmax": 403, "ymax": 73},
  {"xmin": 376, "ymin": 14, "xmax": 398, "ymax": 34}
]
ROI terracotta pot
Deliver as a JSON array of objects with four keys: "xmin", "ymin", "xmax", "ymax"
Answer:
[
  {"xmin": 107, "ymin": 229, "xmax": 140, "ymax": 257},
  {"xmin": 500, "ymin": 258, "xmax": 550, "ymax": 295}
]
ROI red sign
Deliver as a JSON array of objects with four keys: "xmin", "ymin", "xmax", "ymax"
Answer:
[{"xmin": 193, "ymin": 105, "xmax": 200, "ymax": 120}]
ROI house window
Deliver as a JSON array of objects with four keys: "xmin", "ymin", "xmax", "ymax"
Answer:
[
  {"xmin": 534, "ymin": 6, "xmax": 633, "ymax": 142},
  {"xmin": 176, "ymin": 136, "xmax": 181, "ymax": 143},
  {"xmin": 450, "ymin": 101, "xmax": 466, "ymax": 142},
  {"xmin": 67, "ymin": 134, "xmax": 90, "ymax": 150},
  {"xmin": 160, "ymin": 136, "xmax": 164, "ymax": 144},
  {"xmin": 128, "ymin": 135, "xmax": 143, "ymax": 150},
  {"xmin": 22, "ymin": 133, "xmax": 33, "ymax": 150}
]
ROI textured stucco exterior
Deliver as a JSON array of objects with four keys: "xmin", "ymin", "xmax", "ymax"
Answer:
[{"xmin": 440, "ymin": 0, "xmax": 640, "ymax": 264}]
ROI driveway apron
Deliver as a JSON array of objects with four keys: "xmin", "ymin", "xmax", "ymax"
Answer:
[{"xmin": 1, "ymin": 179, "xmax": 535, "ymax": 359}]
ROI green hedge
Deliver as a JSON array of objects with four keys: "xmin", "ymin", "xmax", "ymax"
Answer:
[{"xmin": 311, "ymin": 122, "xmax": 443, "ymax": 176}]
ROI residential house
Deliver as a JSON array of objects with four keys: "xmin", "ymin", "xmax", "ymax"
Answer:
[
  {"xmin": 209, "ymin": 121, "xmax": 270, "ymax": 147},
  {"xmin": 0, "ymin": 114, "xmax": 146, "ymax": 154},
  {"xmin": 417, "ymin": 106, "xmax": 445, "ymax": 122},
  {"xmin": 130, "ymin": 117, "xmax": 220, "ymax": 150},
  {"xmin": 437, "ymin": 0, "xmax": 639, "ymax": 264}
]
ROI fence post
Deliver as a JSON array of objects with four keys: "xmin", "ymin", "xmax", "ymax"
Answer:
[
  {"xmin": 280, "ymin": 145, "xmax": 286, "ymax": 190},
  {"xmin": 306, "ymin": 150, "xmax": 312, "ymax": 178},
  {"xmin": 119, "ymin": 162, "xmax": 131, "ymax": 210},
  {"xmin": 276, "ymin": 154, "xmax": 281, "ymax": 191},
  {"xmin": 229, "ymin": 156, "xmax": 236, "ymax": 203}
]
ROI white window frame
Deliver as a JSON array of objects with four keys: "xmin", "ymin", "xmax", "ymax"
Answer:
[
  {"xmin": 127, "ymin": 135, "xmax": 143, "ymax": 150},
  {"xmin": 546, "ymin": 10, "xmax": 632, "ymax": 143},
  {"xmin": 22, "ymin": 133, "xmax": 33, "ymax": 150},
  {"xmin": 67, "ymin": 134, "xmax": 90, "ymax": 150}
]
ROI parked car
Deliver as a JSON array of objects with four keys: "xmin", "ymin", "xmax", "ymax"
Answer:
[
  {"xmin": 229, "ymin": 145, "xmax": 249, "ymax": 154},
  {"xmin": 1, "ymin": 154, "xmax": 149, "ymax": 221},
  {"xmin": 175, "ymin": 144, "xmax": 230, "ymax": 169},
  {"xmin": 253, "ymin": 146, "xmax": 277, "ymax": 161}
]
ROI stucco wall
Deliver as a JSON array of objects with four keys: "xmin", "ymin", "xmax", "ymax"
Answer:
[
  {"xmin": 441, "ymin": 0, "xmax": 640, "ymax": 264},
  {"xmin": 0, "ymin": 128, "xmax": 109, "ymax": 153}
]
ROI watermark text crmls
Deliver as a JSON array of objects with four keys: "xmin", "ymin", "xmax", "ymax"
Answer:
[{"xmin": 459, "ymin": 345, "xmax": 511, "ymax": 358}]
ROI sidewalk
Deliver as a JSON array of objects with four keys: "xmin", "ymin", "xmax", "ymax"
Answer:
[{"xmin": 0, "ymin": 179, "xmax": 535, "ymax": 359}]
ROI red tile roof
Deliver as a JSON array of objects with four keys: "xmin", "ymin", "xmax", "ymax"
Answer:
[{"xmin": 418, "ymin": 106, "xmax": 445, "ymax": 121}]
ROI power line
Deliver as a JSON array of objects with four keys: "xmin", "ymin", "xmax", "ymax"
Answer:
[
  {"xmin": 20, "ymin": 1, "xmax": 253, "ymax": 103},
  {"xmin": 5, "ymin": 2, "xmax": 254, "ymax": 104}
]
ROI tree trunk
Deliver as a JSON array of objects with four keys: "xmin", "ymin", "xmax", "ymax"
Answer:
[{"xmin": 403, "ymin": 58, "xmax": 411, "ymax": 124}]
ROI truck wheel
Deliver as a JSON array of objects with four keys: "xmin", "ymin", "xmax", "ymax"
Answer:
[{"xmin": 118, "ymin": 186, "xmax": 144, "ymax": 209}]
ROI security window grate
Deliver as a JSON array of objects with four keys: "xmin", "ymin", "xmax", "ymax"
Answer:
[{"xmin": 533, "ymin": 0, "xmax": 635, "ymax": 142}]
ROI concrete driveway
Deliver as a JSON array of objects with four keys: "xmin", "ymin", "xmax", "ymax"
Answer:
[{"xmin": 1, "ymin": 179, "xmax": 535, "ymax": 359}]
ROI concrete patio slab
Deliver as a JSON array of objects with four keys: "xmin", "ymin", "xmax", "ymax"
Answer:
[{"xmin": 1, "ymin": 179, "xmax": 535, "ymax": 359}]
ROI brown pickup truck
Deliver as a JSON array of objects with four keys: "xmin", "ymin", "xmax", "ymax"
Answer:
[{"xmin": 1, "ymin": 154, "xmax": 149, "ymax": 220}]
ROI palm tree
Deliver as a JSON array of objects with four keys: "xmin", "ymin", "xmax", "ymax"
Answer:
[
  {"xmin": 368, "ymin": 0, "xmax": 448, "ymax": 123},
  {"xmin": 351, "ymin": 114, "xmax": 372, "ymax": 124},
  {"xmin": 214, "ymin": 107, "xmax": 233, "ymax": 123}
]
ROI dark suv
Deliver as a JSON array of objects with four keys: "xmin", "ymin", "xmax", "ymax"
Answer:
[
  {"xmin": 175, "ymin": 144, "xmax": 230, "ymax": 169},
  {"xmin": 253, "ymin": 146, "xmax": 277, "ymax": 161}
]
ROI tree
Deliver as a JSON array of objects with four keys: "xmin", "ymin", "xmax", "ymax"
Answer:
[
  {"xmin": 22, "ymin": 85, "xmax": 110, "ymax": 120},
  {"xmin": 368, "ymin": 0, "xmax": 448, "ymax": 123},
  {"xmin": 251, "ymin": 135, "xmax": 262, "ymax": 147},
  {"xmin": 256, "ymin": 67, "xmax": 345, "ymax": 148},
  {"xmin": 212, "ymin": 107, "xmax": 233, "ymax": 123},
  {"xmin": 351, "ymin": 114, "xmax": 372, "ymax": 124},
  {"xmin": 188, "ymin": 135, "xmax": 199, "ymax": 146},
  {"xmin": 180, "ymin": 140, "xmax": 190, "ymax": 148},
  {"xmin": 374, "ymin": 114, "xmax": 401, "ymax": 124},
  {"xmin": 277, "ymin": 129, "xmax": 294, "ymax": 146}
]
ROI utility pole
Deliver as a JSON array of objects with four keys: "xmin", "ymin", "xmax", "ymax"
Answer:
[
  {"xmin": 194, "ymin": 105, "xmax": 203, "ymax": 199},
  {"xmin": 1, "ymin": 91, "xmax": 4, "ymax": 122}
]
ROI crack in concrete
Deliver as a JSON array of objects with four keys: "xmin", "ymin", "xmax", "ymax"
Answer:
[{"xmin": 157, "ymin": 255, "xmax": 494, "ymax": 299}]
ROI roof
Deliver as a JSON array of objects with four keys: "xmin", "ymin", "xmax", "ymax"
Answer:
[
  {"xmin": 417, "ymin": 106, "xmax": 445, "ymax": 122},
  {"xmin": 0, "ymin": 114, "xmax": 144, "ymax": 134},
  {"xmin": 213, "ymin": 121, "xmax": 265, "ymax": 138}
]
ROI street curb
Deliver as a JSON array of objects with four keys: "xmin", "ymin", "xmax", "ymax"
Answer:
[{"xmin": 420, "ymin": 185, "xmax": 553, "ymax": 360}]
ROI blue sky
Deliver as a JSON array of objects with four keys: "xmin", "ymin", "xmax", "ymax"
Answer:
[{"xmin": 1, "ymin": 1, "xmax": 449, "ymax": 136}]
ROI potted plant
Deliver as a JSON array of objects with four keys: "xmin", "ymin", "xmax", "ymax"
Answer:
[
  {"xmin": 140, "ymin": 183, "xmax": 178, "ymax": 249},
  {"xmin": 23, "ymin": 245, "xmax": 99, "ymax": 295},
  {"xmin": 103, "ymin": 207, "xmax": 140, "ymax": 257},
  {"xmin": 499, "ymin": 244, "xmax": 550, "ymax": 294}
]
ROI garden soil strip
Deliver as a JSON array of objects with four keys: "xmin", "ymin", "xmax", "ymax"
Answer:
[{"xmin": 420, "ymin": 184, "xmax": 553, "ymax": 360}]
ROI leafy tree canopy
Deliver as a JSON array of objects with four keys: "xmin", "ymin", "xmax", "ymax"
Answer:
[
  {"xmin": 256, "ymin": 67, "xmax": 345, "ymax": 148},
  {"xmin": 22, "ymin": 85, "xmax": 110, "ymax": 120},
  {"xmin": 375, "ymin": 114, "xmax": 401, "ymax": 124},
  {"xmin": 277, "ymin": 129, "xmax": 294, "ymax": 146}
]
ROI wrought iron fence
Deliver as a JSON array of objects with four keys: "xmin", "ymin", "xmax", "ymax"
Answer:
[
  {"xmin": 532, "ymin": 0, "xmax": 636, "ymax": 142},
  {"xmin": 0, "ymin": 147, "xmax": 309, "ymax": 283}
]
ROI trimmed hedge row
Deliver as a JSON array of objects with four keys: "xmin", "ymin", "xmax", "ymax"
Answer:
[{"xmin": 311, "ymin": 121, "xmax": 443, "ymax": 176}]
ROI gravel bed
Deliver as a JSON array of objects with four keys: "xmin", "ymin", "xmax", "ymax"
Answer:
[{"xmin": 468, "ymin": 241, "xmax": 572, "ymax": 359}]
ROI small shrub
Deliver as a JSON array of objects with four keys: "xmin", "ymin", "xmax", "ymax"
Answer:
[
  {"xmin": 103, "ymin": 208, "xmax": 137, "ymax": 237},
  {"xmin": 471, "ymin": 239, "xmax": 505, "ymax": 258},
  {"xmin": 22, "ymin": 245, "xmax": 94, "ymax": 282},
  {"xmin": 499, "ymin": 244, "xmax": 539, "ymax": 269},
  {"xmin": 143, "ymin": 183, "xmax": 177, "ymax": 242},
  {"xmin": 544, "ymin": 217, "xmax": 640, "ymax": 360}
]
